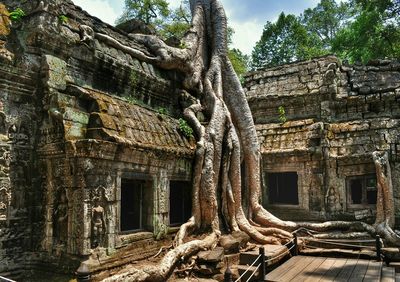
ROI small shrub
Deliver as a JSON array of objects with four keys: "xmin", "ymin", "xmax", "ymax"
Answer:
[
  {"xmin": 157, "ymin": 107, "xmax": 168, "ymax": 115},
  {"xmin": 179, "ymin": 41, "xmax": 187, "ymax": 49},
  {"xmin": 278, "ymin": 106, "xmax": 287, "ymax": 123},
  {"xmin": 9, "ymin": 8, "xmax": 25, "ymax": 22},
  {"xmin": 59, "ymin": 15, "xmax": 69, "ymax": 24},
  {"xmin": 178, "ymin": 118, "xmax": 193, "ymax": 138}
]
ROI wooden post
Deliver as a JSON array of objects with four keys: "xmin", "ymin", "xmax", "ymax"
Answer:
[
  {"xmin": 376, "ymin": 235, "xmax": 381, "ymax": 261},
  {"xmin": 224, "ymin": 266, "xmax": 233, "ymax": 282},
  {"xmin": 259, "ymin": 247, "xmax": 266, "ymax": 281},
  {"xmin": 293, "ymin": 233, "xmax": 298, "ymax": 256}
]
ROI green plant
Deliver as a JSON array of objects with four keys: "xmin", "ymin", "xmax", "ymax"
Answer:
[
  {"xmin": 9, "ymin": 8, "xmax": 25, "ymax": 22},
  {"xmin": 178, "ymin": 118, "xmax": 193, "ymax": 138},
  {"xmin": 179, "ymin": 41, "xmax": 187, "ymax": 49},
  {"xmin": 59, "ymin": 15, "xmax": 69, "ymax": 24},
  {"xmin": 157, "ymin": 107, "xmax": 168, "ymax": 115},
  {"xmin": 278, "ymin": 106, "xmax": 287, "ymax": 123}
]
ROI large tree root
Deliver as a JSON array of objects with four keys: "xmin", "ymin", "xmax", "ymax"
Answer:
[{"xmin": 102, "ymin": 233, "xmax": 218, "ymax": 282}]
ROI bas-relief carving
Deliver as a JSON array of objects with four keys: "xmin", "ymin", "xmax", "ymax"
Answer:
[
  {"xmin": 158, "ymin": 170, "xmax": 168, "ymax": 214},
  {"xmin": 91, "ymin": 197, "xmax": 106, "ymax": 248},
  {"xmin": 53, "ymin": 189, "xmax": 68, "ymax": 245},
  {"xmin": 0, "ymin": 187, "xmax": 10, "ymax": 220},
  {"xmin": 91, "ymin": 186, "xmax": 108, "ymax": 248},
  {"xmin": 326, "ymin": 186, "xmax": 342, "ymax": 213}
]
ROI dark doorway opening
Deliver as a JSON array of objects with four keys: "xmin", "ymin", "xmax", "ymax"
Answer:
[
  {"xmin": 347, "ymin": 175, "xmax": 377, "ymax": 207},
  {"xmin": 121, "ymin": 179, "xmax": 152, "ymax": 232},
  {"xmin": 267, "ymin": 172, "xmax": 299, "ymax": 205},
  {"xmin": 169, "ymin": 181, "xmax": 192, "ymax": 225}
]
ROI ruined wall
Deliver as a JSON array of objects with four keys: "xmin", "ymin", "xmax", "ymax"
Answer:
[
  {"xmin": 245, "ymin": 56, "xmax": 400, "ymax": 224},
  {"xmin": 0, "ymin": 0, "xmax": 194, "ymax": 278}
]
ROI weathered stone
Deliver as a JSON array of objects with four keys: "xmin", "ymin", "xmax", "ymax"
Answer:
[{"xmin": 197, "ymin": 247, "xmax": 224, "ymax": 263}]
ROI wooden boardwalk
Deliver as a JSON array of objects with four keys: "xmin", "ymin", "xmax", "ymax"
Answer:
[{"xmin": 265, "ymin": 255, "xmax": 383, "ymax": 282}]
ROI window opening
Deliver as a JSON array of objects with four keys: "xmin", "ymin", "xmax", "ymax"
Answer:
[
  {"xmin": 121, "ymin": 179, "xmax": 145, "ymax": 232},
  {"xmin": 267, "ymin": 172, "xmax": 299, "ymax": 205},
  {"xmin": 347, "ymin": 175, "xmax": 377, "ymax": 207}
]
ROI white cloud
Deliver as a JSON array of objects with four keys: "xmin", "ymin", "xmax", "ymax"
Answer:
[
  {"xmin": 229, "ymin": 19, "xmax": 263, "ymax": 56},
  {"xmin": 72, "ymin": 0, "xmax": 120, "ymax": 25},
  {"xmin": 168, "ymin": 0, "xmax": 185, "ymax": 9}
]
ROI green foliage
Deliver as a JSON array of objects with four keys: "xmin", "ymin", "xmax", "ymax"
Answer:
[
  {"xmin": 117, "ymin": 0, "xmax": 170, "ymax": 26},
  {"xmin": 9, "ymin": 8, "xmax": 25, "ymax": 22},
  {"xmin": 252, "ymin": 0, "xmax": 400, "ymax": 68},
  {"xmin": 179, "ymin": 41, "xmax": 187, "ymax": 49},
  {"xmin": 178, "ymin": 118, "xmax": 193, "ymax": 138},
  {"xmin": 331, "ymin": 0, "xmax": 400, "ymax": 63},
  {"xmin": 301, "ymin": 0, "xmax": 351, "ymax": 50},
  {"xmin": 252, "ymin": 12, "xmax": 327, "ymax": 69},
  {"xmin": 228, "ymin": 48, "xmax": 249, "ymax": 82},
  {"xmin": 158, "ymin": 0, "xmax": 191, "ymax": 39},
  {"xmin": 117, "ymin": 0, "xmax": 190, "ymax": 40},
  {"xmin": 59, "ymin": 15, "xmax": 69, "ymax": 24},
  {"xmin": 157, "ymin": 107, "xmax": 168, "ymax": 115},
  {"xmin": 278, "ymin": 106, "xmax": 287, "ymax": 123}
]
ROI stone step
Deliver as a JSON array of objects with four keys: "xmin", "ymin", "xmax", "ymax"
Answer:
[{"xmin": 382, "ymin": 266, "xmax": 396, "ymax": 282}]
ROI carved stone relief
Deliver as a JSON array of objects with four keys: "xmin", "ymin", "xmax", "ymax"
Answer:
[
  {"xmin": 0, "ymin": 187, "xmax": 10, "ymax": 221},
  {"xmin": 53, "ymin": 189, "xmax": 68, "ymax": 245},
  {"xmin": 91, "ymin": 186, "xmax": 108, "ymax": 248},
  {"xmin": 325, "ymin": 186, "xmax": 342, "ymax": 213}
]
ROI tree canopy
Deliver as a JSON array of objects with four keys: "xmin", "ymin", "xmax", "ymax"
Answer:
[
  {"xmin": 251, "ymin": 12, "xmax": 326, "ymax": 69},
  {"xmin": 251, "ymin": 0, "xmax": 400, "ymax": 69}
]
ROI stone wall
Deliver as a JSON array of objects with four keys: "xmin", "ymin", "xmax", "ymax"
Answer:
[
  {"xmin": 0, "ymin": 0, "xmax": 194, "ymax": 278},
  {"xmin": 245, "ymin": 56, "xmax": 400, "ymax": 224}
]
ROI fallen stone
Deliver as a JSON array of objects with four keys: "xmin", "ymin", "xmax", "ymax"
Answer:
[{"xmin": 197, "ymin": 247, "xmax": 224, "ymax": 263}]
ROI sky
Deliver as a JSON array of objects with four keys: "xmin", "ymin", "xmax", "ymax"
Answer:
[{"xmin": 71, "ymin": 0, "xmax": 323, "ymax": 56}]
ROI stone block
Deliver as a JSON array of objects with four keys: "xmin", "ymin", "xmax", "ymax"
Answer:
[{"xmin": 42, "ymin": 55, "xmax": 68, "ymax": 90}]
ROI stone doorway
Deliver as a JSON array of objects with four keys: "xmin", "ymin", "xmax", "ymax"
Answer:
[
  {"xmin": 169, "ymin": 181, "xmax": 192, "ymax": 226},
  {"xmin": 267, "ymin": 172, "xmax": 299, "ymax": 205}
]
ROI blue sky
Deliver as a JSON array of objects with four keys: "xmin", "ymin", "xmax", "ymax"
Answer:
[{"xmin": 72, "ymin": 0, "xmax": 325, "ymax": 55}]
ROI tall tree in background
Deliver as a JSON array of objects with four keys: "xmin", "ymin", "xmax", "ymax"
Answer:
[
  {"xmin": 158, "ymin": 0, "xmax": 191, "ymax": 39},
  {"xmin": 252, "ymin": 0, "xmax": 400, "ymax": 68},
  {"xmin": 301, "ymin": 0, "xmax": 351, "ymax": 50},
  {"xmin": 251, "ymin": 12, "xmax": 324, "ymax": 69},
  {"xmin": 117, "ymin": 0, "xmax": 170, "ymax": 27},
  {"xmin": 332, "ymin": 0, "xmax": 400, "ymax": 63}
]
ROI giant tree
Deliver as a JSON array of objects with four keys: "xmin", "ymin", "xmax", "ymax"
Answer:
[
  {"xmin": 301, "ymin": 0, "xmax": 351, "ymax": 50},
  {"xmin": 251, "ymin": 12, "xmax": 325, "ymax": 69},
  {"xmin": 332, "ymin": 0, "xmax": 400, "ymax": 63},
  {"xmin": 85, "ymin": 0, "xmax": 400, "ymax": 280}
]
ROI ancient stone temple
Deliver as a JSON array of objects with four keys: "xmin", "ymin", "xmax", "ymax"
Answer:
[
  {"xmin": 0, "ymin": 0, "xmax": 194, "ymax": 279},
  {"xmin": 244, "ymin": 56, "xmax": 400, "ymax": 224},
  {"xmin": 0, "ymin": 0, "xmax": 399, "ymax": 280}
]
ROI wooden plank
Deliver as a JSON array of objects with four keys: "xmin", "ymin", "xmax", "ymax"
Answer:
[
  {"xmin": 381, "ymin": 266, "xmax": 396, "ymax": 282},
  {"xmin": 335, "ymin": 258, "xmax": 359, "ymax": 281},
  {"xmin": 319, "ymin": 258, "xmax": 348, "ymax": 282},
  {"xmin": 290, "ymin": 256, "xmax": 326, "ymax": 281},
  {"xmin": 265, "ymin": 256, "xmax": 307, "ymax": 282},
  {"xmin": 363, "ymin": 261, "xmax": 382, "ymax": 282},
  {"xmin": 303, "ymin": 257, "xmax": 336, "ymax": 282},
  {"xmin": 276, "ymin": 256, "xmax": 316, "ymax": 281},
  {"xmin": 348, "ymin": 259, "xmax": 369, "ymax": 282}
]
